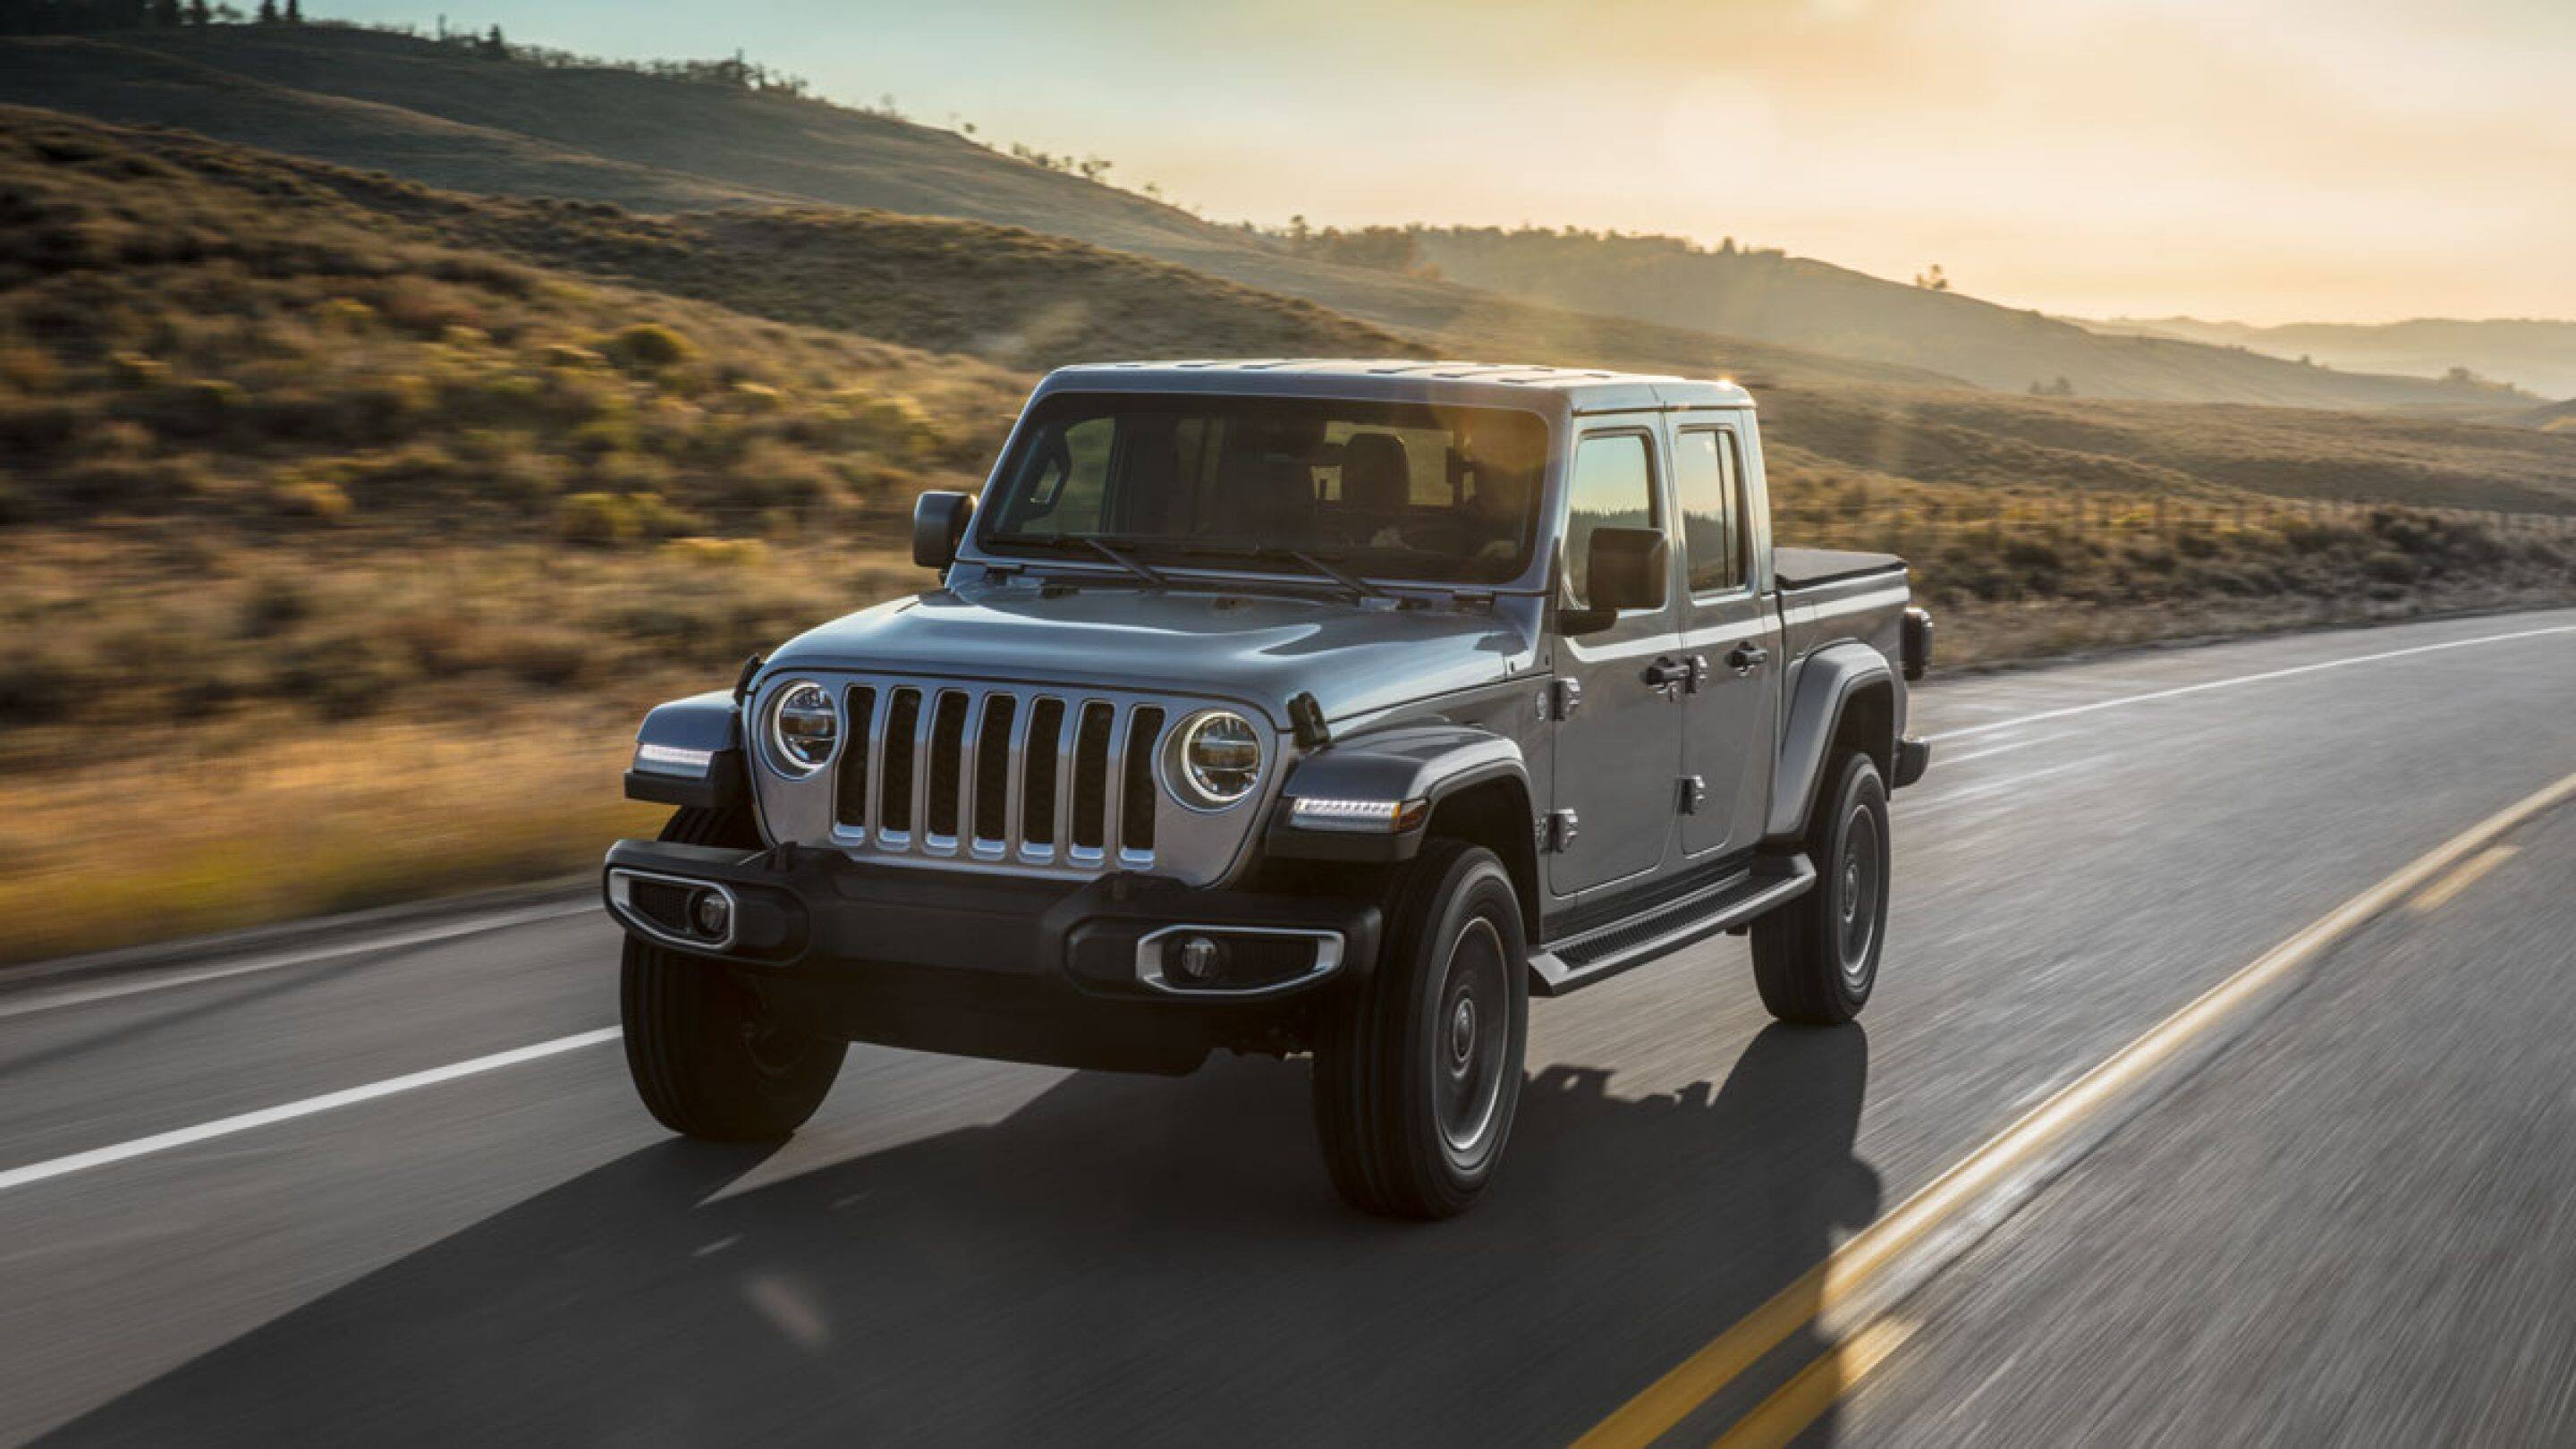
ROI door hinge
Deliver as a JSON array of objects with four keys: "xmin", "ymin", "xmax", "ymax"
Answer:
[
  {"xmin": 1540, "ymin": 678, "xmax": 1583, "ymax": 721},
  {"xmin": 1679, "ymin": 775, "xmax": 1707, "ymax": 814},
  {"xmin": 1540, "ymin": 809, "xmax": 1580, "ymax": 853}
]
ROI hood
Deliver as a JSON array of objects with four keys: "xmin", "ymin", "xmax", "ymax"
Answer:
[{"xmin": 765, "ymin": 578, "xmax": 1540, "ymax": 724}]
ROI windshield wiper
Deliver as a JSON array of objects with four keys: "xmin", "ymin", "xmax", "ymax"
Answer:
[
  {"xmin": 988, "ymin": 533, "xmax": 1170, "ymax": 587},
  {"xmin": 1178, "ymin": 544, "xmax": 1388, "ymax": 601},
  {"xmin": 1079, "ymin": 537, "xmax": 1170, "ymax": 587}
]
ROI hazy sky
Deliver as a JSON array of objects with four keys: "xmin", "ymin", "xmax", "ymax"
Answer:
[{"xmin": 335, "ymin": 0, "xmax": 2576, "ymax": 324}]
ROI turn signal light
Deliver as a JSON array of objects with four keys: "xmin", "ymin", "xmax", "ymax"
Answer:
[{"xmin": 1288, "ymin": 796, "xmax": 1429, "ymax": 833}]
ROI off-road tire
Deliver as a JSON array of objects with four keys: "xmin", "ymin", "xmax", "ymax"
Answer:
[
  {"xmin": 621, "ymin": 805, "xmax": 845, "ymax": 1140},
  {"xmin": 1312, "ymin": 839, "xmax": 1529, "ymax": 1219},
  {"xmin": 1751, "ymin": 750, "xmax": 1890, "ymax": 1025}
]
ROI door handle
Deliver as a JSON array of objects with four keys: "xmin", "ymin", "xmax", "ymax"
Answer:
[
  {"xmin": 1726, "ymin": 642, "xmax": 1770, "ymax": 673},
  {"xmin": 1642, "ymin": 657, "xmax": 1692, "ymax": 691}
]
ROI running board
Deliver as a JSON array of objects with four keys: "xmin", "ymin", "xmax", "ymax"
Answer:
[{"xmin": 1528, "ymin": 854, "xmax": 1817, "ymax": 997}]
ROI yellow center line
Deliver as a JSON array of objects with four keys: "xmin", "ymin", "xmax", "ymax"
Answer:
[
  {"xmin": 1708, "ymin": 1318, "xmax": 1916, "ymax": 1449},
  {"xmin": 2408, "ymin": 845, "xmax": 2517, "ymax": 915},
  {"xmin": 1576, "ymin": 767, "xmax": 2576, "ymax": 1449}
]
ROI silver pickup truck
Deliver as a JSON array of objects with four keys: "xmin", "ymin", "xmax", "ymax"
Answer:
[{"xmin": 605, "ymin": 360, "xmax": 1933, "ymax": 1217}]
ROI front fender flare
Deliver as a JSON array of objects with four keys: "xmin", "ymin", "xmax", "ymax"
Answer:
[
  {"xmin": 625, "ymin": 690, "xmax": 750, "ymax": 810},
  {"xmin": 1765, "ymin": 643, "xmax": 1894, "ymax": 843},
  {"xmin": 1266, "ymin": 724, "xmax": 1528, "ymax": 863}
]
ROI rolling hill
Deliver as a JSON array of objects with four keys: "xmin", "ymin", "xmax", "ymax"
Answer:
[
  {"xmin": 0, "ymin": 23, "xmax": 2523, "ymax": 413},
  {"xmin": 1401, "ymin": 229, "xmax": 2529, "ymax": 412},
  {"xmin": 2083, "ymin": 317, "xmax": 2576, "ymax": 402}
]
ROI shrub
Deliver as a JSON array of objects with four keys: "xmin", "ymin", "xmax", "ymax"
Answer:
[
  {"xmin": 377, "ymin": 281, "xmax": 487, "ymax": 339},
  {"xmin": 627, "ymin": 491, "xmax": 700, "ymax": 538},
  {"xmin": 0, "ymin": 344, "xmax": 61, "ymax": 394},
  {"xmin": 59, "ymin": 458, "xmax": 203, "ymax": 511},
  {"xmin": 556, "ymin": 490, "xmax": 639, "ymax": 547},
  {"xmin": 660, "ymin": 536, "xmax": 767, "ymax": 569},
  {"xmin": 489, "ymin": 626, "xmax": 593, "ymax": 687},
  {"xmin": 107, "ymin": 352, "xmax": 168, "ymax": 388},
  {"xmin": 272, "ymin": 632, "xmax": 417, "ymax": 720},
  {"xmin": 2361, "ymin": 551, "xmax": 2418, "ymax": 585},
  {"xmin": 239, "ymin": 576, "xmax": 314, "ymax": 637},
  {"xmin": 313, "ymin": 298, "xmax": 377, "ymax": 332},
  {"xmin": 600, "ymin": 323, "xmax": 697, "ymax": 369},
  {"xmin": 0, "ymin": 644, "xmax": 79, "ymax": 724},
  {"xmin": 0, "ymin": 401, "xmax": 80, "ymax": 456},
  {"xmin": 839, "ymin": 390, "xmax": 937, "ymax": 456},
  {"xmin": 139, "ymin": 377, "xmax": 245, "ymax": 439},
  {"xmin": 271, "ymin": 478, "xmax": 353, "ymax": 521}
]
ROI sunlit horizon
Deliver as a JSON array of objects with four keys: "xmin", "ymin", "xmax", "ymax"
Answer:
[{"xmin": 319, "ymin": 0, "xmax": 2576, "ymax": 326}]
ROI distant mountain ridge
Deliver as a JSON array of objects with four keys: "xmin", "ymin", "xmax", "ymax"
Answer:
[
  {"xmin": 2081, "ymin": 317, "xmax": 2576, "ymax": 402},
  {"xmin": 0, "ymin": 24, "xmax": 2521, "ymax": 413},
  {"xmin": 1400, "ymin": 230, "xmax": 2523, "ymax": 412}
]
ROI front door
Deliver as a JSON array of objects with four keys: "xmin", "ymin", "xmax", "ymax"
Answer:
[
  {"xmin": 1547, "ymin": 428, "xmax": 1683, "ymax": 896},
  {"xmin": 1673, "ymin": 420, "xmax": 1781, "ymax": 856}
]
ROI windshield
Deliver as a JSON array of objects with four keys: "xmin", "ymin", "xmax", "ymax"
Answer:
[{"xmin": 978, "ymin": 392, "xmax": 1551, "ymax": 585}]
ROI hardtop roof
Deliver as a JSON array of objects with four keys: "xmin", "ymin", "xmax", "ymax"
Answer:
[{"xmin": 1031, "ymin": 360, "xmax": 1754, "ymax": 416}]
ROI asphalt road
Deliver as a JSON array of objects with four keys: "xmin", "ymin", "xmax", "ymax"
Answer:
[{"xmin": 4, "ymin": 608, "xmax": 2573, "ymax": 1446}]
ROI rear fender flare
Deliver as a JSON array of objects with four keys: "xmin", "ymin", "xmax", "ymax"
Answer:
[{"xmin": 1766, "ymin": 643, "xmax": 1894, "ymax": 843}]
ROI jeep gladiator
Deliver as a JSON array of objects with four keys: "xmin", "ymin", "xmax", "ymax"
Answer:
[{"xmin": 606, "ymin": 360, "xmax": 1933, "ymax": 1217}]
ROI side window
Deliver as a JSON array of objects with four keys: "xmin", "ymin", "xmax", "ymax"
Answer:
[
  {"xmin": 1674, "ymin": 428, "xmax": 1745, "ymax": 594},
  {"xmin": 1563, "ymin": 432, "xmax": 1658, "ymax": 606}
]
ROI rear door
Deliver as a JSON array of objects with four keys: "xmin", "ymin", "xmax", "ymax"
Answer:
[
  {"xmin": 1547, "ymin": 426, "xmax": 1684, "ymax": 896},
  {"xmin": 1674, "ymin": 417, "xmax": 1782, "ymax": 857}
]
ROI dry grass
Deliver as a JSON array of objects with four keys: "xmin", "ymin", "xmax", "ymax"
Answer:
[{"xmin": 0, "ymin": 709, "xmax": 665, "ymax": 964}]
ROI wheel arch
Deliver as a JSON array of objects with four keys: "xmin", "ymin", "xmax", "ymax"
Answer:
[
  {"xmin": 1766, "ymin": 643, "xmax": 1896, "ymax": 844},
  {"xmin": 1268, "ymin": 724, "xmax": 1540, "ymax": 939}
]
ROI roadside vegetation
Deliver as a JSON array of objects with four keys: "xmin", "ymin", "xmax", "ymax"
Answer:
[{"xmin": 1, "ymin": 109, "xmax": 2571, "ymax": 964}]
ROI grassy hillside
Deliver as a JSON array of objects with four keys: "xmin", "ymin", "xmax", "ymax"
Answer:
[
  {"xmin": 2088, "ymin": 316, "xmax": 2576, "ymax": 402},
  {"xmin": 1, "ymin": 107, "xmax": 2571, "ymax": 964},
  {"xmin": 1, "ymin": 23, "xmax": 2530, "ymax": 414}
]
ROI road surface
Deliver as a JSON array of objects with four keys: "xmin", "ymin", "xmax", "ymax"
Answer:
[{"xmin": 4, "ymin": 608, "xmax": 2572, "ymax": 1446}]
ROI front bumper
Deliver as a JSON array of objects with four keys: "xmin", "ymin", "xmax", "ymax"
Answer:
[{"xmin": 601, "ymin": 839, "xmax": 1379, "ymax": 1073}]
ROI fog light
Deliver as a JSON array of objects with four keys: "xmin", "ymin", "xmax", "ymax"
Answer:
[
  {"xmin": 1168, "ymin": 933, "xmax": 1224, "ymax": 984},
  {"xmin": 691, "ymin": 889, "xmax": 732, "ymax": 941}
]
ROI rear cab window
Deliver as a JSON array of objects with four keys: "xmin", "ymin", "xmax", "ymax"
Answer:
[{"xmin": 1674, "ymin": 426, "xmax": 1747, "ymax": 595}]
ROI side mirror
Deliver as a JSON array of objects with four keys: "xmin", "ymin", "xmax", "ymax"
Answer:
[
  {"xmin": 912, "ymin": 490, "xmax": 975, "ymax": 571},
  {"xmin": 1561, "ymin": 526, "xmax": 1668, "ymax": 635}
]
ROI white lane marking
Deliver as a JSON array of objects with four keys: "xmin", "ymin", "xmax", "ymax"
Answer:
[
  {"xmin": 1932, "ymin": 734, "xmax": 2067, "ymax": 767},
  {"xmin": 0, "ymin": 1027, "xmax": 623, "ymax": 1196},
  {"xmin": 1924, "ymin": 623, "xmax": 2576, "ymax": 744},
  {"xmin": 0, "ymin": 901, "xmax": 597, "ymax": 1023},
  {"xmin": 1900, "ymin": 757, "xmax": 2103, "ymax": 821}
]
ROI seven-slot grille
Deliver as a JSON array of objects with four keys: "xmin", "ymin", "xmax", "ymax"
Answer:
[{"xmin": 829, "ymin": 682, "xmax": 1167, "ymax": 870}]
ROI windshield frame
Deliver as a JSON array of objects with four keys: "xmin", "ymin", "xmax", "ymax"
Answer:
[{"xmin": 959, "ymin": 386, "xmax": 1564, "ymax": 595}]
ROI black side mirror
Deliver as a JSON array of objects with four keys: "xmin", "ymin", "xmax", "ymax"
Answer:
[
  {"xmin": 912, "ymin": 490, "xmax": 975, "ymax": 571},
  {"xmin": 1561, "ymin": 526, "xmax": 1668, "ymax": 635}
]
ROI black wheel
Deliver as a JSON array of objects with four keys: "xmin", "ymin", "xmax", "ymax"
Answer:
[
  {"xmin": 1312, "ymin": 839, "xmax": 1529, "ymax": 1219},
  {"xmin": 1751, "ymin": 750, "xmax": 1891, "ymax": 1025},
  {"xmin": 621, "ymin": 805, "xmax": 846, "ymax": 1141}
]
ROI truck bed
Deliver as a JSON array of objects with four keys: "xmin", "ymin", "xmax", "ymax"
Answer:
[{"xmin": 1773, "ymin": 547, "xmax": 1907, "ymax": 591}]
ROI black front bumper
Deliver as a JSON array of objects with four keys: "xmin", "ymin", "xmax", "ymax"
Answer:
[{"xmin": 602, "ymin": 839, "xmax": 1379, "ymax": 1074}]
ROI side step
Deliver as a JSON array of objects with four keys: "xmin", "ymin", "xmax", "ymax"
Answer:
[{"xmin": 1528, "ymin": 853, "xmax": 1816, "ymax": 997}]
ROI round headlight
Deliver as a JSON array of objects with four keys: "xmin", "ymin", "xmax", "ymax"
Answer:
[
  {"xmin": 1169, "ymin": 709, "xmax": 1263, "ymax": 809},
  {"xmin": 766, "ymin": 681, "xmax": 838, "ymax": 776}
]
